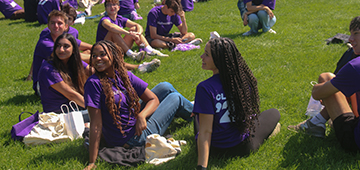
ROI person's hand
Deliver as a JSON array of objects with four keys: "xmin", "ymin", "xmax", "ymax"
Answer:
[
  {"xmin": 171, "ymin": 37, "xmax": 183, "ymax": 44},
  {"xmin": 134, "ymin": 2, "xmax": 140, "ymax": 9},
  {"xmin": 243, "ymin": 14, "xmax": 248, "ymax": 26},
  {"xmin": 25, "ymin": 74, "xmax": 32, "ymax": 81},
  {"xmin": 177, "ymin": 10, "xmax": 185, "ymax": 19},
  {"xmin": 83, "ymin": 163, "xmax": 96, "ymax": 170},
  {"xmin": 135, "ymin": 115, "xmax": 147, "ymax": 136},
  {"xmin": 129, "ymin": 31, "xmax": 141, "ymax": 44},
  {"xmin": 265, "ymin": 7, "xmax": 274, "ymax": 19}
]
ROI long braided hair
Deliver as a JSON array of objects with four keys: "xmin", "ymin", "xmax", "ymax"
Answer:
[
  {"xmin": 51, "ymin": 33, "xmax": 86, "ymax": 95},
  {"xmin": 209, "ymin": 37, "xmax": 260, "ymax": 133},
  {"xmin": 90, "ymin": 40, "xmax": 140, "ymax": 134}
]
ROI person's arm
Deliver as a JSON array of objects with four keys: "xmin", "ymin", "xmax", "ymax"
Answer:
[
  {"xmin": 26, "ymin": 62, "xmax": 33, "ymax": 81},
  {"xmin": 312, "ymin": 81, "xmax": 339, "ymax": 100},
  {"xmin": 197, "ymin": 113, "xmax": 214, "ymax": 168},
  {"xmin": 51, "ymin": 81, "xmax": 85, "ymax": 108},
  {"xmin": 149, "ymin": 25, "xmax": 182, "ymax": 44},
  {"xmin": 79, "ymin": 41, "xmax": 92, "ymax": 52},
  {"xmin": 125, "ymin": 20, "xmax": 144, "ymax": 34},
  {"xmin": 134, "ymin": 2, "xmax": 140, "ymax": 9},
  {"xmin": 176, "ymin": 11, "xmax": 188, "ymax": 36},
  {"xmin": 102, "ymin": 19, "xmax": 140, "ymax": 38},
  {"xmin": 83, "ymin": 106, "xmax": 103, "ymax": 170},
  {"xmin": 135, "ymin": 88, "xmax": 159, "ymax": 136},
  {"xmin": 245, "ymin": 1, "xmax": 274, "ymax": 19}
]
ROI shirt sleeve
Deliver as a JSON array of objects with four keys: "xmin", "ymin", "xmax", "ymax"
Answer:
[
  {"xmin": 127, "ymin": 71, "xmax": 148, "ymax": 97},
  {"xmin": 41, "ymin": 63, "xmax": 64, "ymax": 89},
  {"xmin": 331, "ymin": 63, "xmax": 360, "ymax": 97},
  {"xmin": 147, "ymin": 10, "xmax": 158, "ymax": 28},
  {"xmin": 193, "ymin": 83, "xmax": 215, "ymax": 115},
  {"xmin": 84, "ymin": 76, "xmax": 103, "ymax": 109}
]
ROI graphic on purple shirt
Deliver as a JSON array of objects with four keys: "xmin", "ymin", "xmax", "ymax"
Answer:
[
  {"xmin": 145, "ymin": 5, "xmax": 182, "ymax": 37},
  {"xmin": 118, "ymin": 0, "xmax": 137, "ymax": 15},
  {"xmin": 32, "ymin": 31, "xmax": 82, "ymax": 94},
  {"xmin": 330, "ymin": 56, "xmax": 360, "ymax": 149},
  {"xmin": 0, "ymin": 0, "xmax": 23, "ymax": 19},
  {"xmin": 181, "ymin": 0, "xmax": 193, "ymax": 12},
  {"xmin": 84, "ymin": 71, "xmax": 148, "ymax": 147},
  {"xmin": 244, "ymin": 0, "xmax": 276, "ymax": 10},
  {"xmin": 96, "ymin": 15, "xmax": 128, "ymax": 42},
  {"xmin": 193, "ymin": 74, "xmax": 249, "ymax": 148},
  {"xmin": 37, "ymin": 0, "xmax": 61, "ymax": 24},
  {"xmin": 62, "ymin": 0, "xmax": 78, "ymax": 9},
  {"xmin": 38, "ymin": 60, "xmax": 88, "ymax": 112},
  {"xmin": 41, "ymin": 26, "xmax": 79, "ymax": 39}
]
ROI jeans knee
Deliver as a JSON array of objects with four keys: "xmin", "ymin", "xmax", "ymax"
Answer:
[
  {"xmin": 257, "ymin": 10, "xmax": 268, "ymax": 19},
  {"xmin": 248, "ymin": 14, "xmax": 259, "ymax": 23}
]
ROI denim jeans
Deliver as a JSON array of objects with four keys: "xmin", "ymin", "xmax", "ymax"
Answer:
[
  {"xmin": 126, "ymin": 82, "xmax": 193, "ymax": 146},
  {"xmin": 248, "ymin": 10, "xmax": 276, "ymax": 33}
]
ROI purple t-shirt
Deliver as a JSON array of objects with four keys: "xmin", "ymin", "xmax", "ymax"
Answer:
[
  {"xmin": 38, "ymin": 60, "xmax": 88, "ymax": 112},
  {"xmin": 145, "ymin": 5, "xmax": 182, "ymax": 37},
  {"xmin": 118, "ymin": 0, "xmax": 138, "ymax": 15},
  {"xmin": 330, "ymin": 56, "xmax": 360, "ymax": 149},
  {"xmin": 37, "ymin": 0, "xmax": 61, "ymax": 24},
  {"xmin": 244, "ymin": 0, "xmax": 276, "ymax": 10},
  {"xmin": 193, "ymin": 74, "xmax": 249, "ymax": 148},
  {"xmin": 32, "ymin": 31, "xmax": 82, "ymax": 94},
  {"xmin": 41, "ymin": 26, "xmax": 79, "ymax": 39},
  {"xmin": 96, "ymin": 15, "xmax": 128, "ymax": 42},
  {"xmin": 0, "ymin": 0, "xmax": 23, "ymax": 19},
  {"xmin": 84, "ymin": 71, "xmax": 148, "ymax": 147},
  {"xmin": 181, "ymin": 0, "xmax": 194, "ymax": 12},
  {"xmin": 62, "ymin": 0, "xmax": 78, "ymax": 9}
]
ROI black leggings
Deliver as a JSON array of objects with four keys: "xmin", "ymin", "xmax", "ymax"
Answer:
[{"xmin": 194, "ymin": 108, "xmax": 280, "ymax": 157}]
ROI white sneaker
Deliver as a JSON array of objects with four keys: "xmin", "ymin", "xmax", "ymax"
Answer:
[
  {"xmin": 85, "ymin": 1, "xmax": 93, "ymax": 16},
  {"xmin": 74, "ymin": 16, "xmax": 85, "ymax": 25},
  {"xmin": 268, "ymin": 29, "xmax": 276, "ymax": 34},
  {"xmin": 242, "ymin": 30, "xmax": 254, "ymax": 36},
  {"xmin": 188, "ymin": 38, "xmax": 203, "ymax": 45},
  {"xmin": 210, "ymin": 31, "xmax": 220, "ymax": 39},
  {"xmin": 148, "ymin": 50, "xmax": 169, "ymax": 57},
  {"xmin": 129, "ymin": 51, "xmax": 146, "ymax": 62},
  {"xmin": 138, "ymin": 59, "xmax": 161, "ymax": 73}
]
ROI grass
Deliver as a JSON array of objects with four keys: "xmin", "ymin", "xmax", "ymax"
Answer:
[{"xmin": 1, "ymin": 0, "xmax": 360, "ymax": 169}]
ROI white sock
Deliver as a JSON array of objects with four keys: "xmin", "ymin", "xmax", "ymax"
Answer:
[
  {"xmin": 144, "ymin": 45, "xmax": 154, "ymax": 53},
  {"xmin": 310, "ymin": 113, "xmax": 327, "ymax": 125},
  {"xmin": 126, "ymin": 49, "xmax": 134, "ymax": 56}
]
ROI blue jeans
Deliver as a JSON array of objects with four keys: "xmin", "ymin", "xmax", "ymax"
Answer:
[
  {"xmin": 126, "ymin": 82, "xmax": 193, "ymax": 146},
  {"xmin": 248, "ymin": 10, "xmax": 276, "ymax": 33}
]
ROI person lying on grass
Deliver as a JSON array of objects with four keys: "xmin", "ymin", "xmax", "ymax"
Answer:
[
  {"xmin": 83, "ymin": 40, "xmax": 193, "ymax": 170},
  {"xmin": 193, "ymin": 37, "xmax": 280, "ymax": 170}
]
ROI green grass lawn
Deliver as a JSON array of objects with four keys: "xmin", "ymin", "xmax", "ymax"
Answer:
[{"xmin": 1, "ymin": 0, "xmax": 360, "ymax": 169}]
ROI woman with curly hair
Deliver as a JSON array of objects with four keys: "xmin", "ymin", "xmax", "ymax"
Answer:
[
  {"xmin": 38, "ymin": 33, "xmax": 92, "ymax": 113},
  {"xmin": 194, "ymin": 37, "xmax": 280, "ymax": 170},
  {"xmin": 83, "ymin": 40, "xmax": 193, "ymax": 169}
]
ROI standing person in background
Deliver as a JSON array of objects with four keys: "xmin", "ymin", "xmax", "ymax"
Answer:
[
  {"xmin": 194, "ymin": 37, "xmax": 280, "ymax": 169},
  {"xmin": 241, "ymin": 0, "xmax": 277, "ymax": 36}
]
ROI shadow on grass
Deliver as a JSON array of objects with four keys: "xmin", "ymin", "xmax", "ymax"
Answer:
[
  {"xmin": 1, "ymin": 93, "xmax": 39, "ymax": 106},
  {"xmin": 221, "ymin": 32, "xmax": 265, "ymax": 39},
  {"xmin": 280, "ymin": 131, "xmax": 360, "ymax": 169}
]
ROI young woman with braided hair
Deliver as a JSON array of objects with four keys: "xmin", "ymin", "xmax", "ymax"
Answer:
[
  {"xmin": 84, "ymin": 40, "xmax": 193, "ymax": 169},
  {"xmin": 193, "ymin": 37, "xmax": 280, "ymax": 170}
]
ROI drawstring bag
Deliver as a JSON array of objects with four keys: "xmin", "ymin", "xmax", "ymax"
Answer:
[{"xmin": 11, "ymin": 111, "xmax": 41, "ymax": 141}]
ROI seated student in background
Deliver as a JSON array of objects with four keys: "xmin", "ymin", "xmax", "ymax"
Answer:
[
  {"xmin": 0, "ymin": 0, "xmax": 25, "ymax": 20},
  {"xmin": 241, "ymin": 0, "xmax": 277, "ymax": 36},
  {"xmin": 288, "ymin": 16, "xmax": 360, "ymax": 153},
  {"xmin": 83, "ymin": 40, "xmax": 193, "ymax": 169},
  {"xmin": 37, "ymin": 0, "xmax": 61, "ymax": 24},
  {"xmin": 193, "ymin": 37, "xmax": 280, "ymax": 169},
  {"xmin": 118, "ymin": 0, "xmax": 143, "ymax": 20},
  {"xmin": 96, "ymin": 0, "xmax": 168, "ymax": 62},
  {"xmin": 28, "ymin": 10, "xmax": 92, "ymax": 94},
  {"xmin": 145, "ymin": 0, "xmax": 201, "ymax": 50},
  {"xmin": 38, "ymin": 33, "xmax": 92, "ymax": 116}
]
